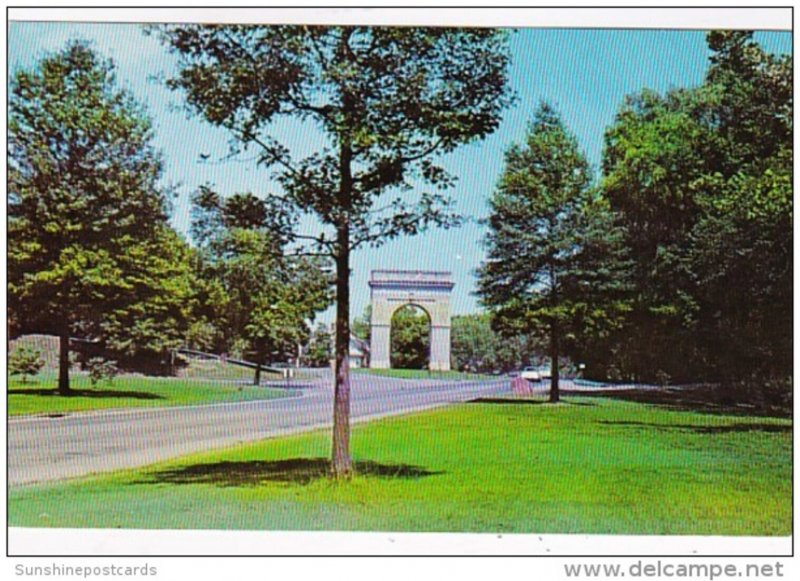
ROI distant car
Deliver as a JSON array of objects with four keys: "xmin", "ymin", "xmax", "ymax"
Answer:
[{"xmin": 520, "ymin": 366, "xmax": 542, "ymax": 381}]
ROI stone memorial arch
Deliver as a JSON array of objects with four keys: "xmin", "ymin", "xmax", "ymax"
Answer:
[{"xmin": 369, "ymin": 270, "xmax": 454, "ymax": 371}]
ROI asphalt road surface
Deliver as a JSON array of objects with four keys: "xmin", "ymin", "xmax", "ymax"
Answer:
[{"xmin": 8, "ymin": 371, "xmax": 510, "ymax": 487}]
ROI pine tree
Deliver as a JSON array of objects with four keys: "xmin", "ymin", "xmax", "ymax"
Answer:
[{"xmin": 478, "ymin": 104, "xmax": 631, "ymax": 401}]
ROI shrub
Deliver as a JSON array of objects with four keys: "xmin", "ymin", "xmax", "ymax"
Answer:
[
  {"xmin": 9, "ymin": 346, "xmax": 45, "ymax": 383},
  {"xmin": 85, "ymin": 357, "xmax": 119, "ymax": 388}
]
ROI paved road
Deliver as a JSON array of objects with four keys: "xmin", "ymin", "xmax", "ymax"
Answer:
[{"xmin": 8, "ymin": 372, "xmax": 510, "ymax": 487}]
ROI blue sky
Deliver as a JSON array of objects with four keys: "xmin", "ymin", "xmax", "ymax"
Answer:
[{"xmin": 7, "ymin": 23, "xmax": 791, "ymax": 325}]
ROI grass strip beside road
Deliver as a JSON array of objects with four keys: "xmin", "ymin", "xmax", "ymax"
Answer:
[
  {"xmin": 8, "ymin": 374, "xmax": 289, "ymax": 417},
  {"xmin": 9, "ymin": 396, "xmax": 791, "ymax": 535}
]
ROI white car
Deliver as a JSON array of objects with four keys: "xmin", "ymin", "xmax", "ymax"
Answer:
[{"xmin": 520, "ymin": 366, "xmax": 542, "ymax": 381}]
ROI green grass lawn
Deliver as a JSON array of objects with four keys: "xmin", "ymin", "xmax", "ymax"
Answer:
[
  {"xmin": 8, "ymin": 395, "xmax": 791, "ymax": 535},
  {"xmin": 8, "ymin": 373, "xmax": 289, "ymax": 416},
  {"xmin": 355, "ymin": 367, "xmax": 492, "ymax": 380}
]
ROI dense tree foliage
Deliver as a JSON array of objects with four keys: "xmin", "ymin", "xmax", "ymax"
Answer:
[
  {"xmin": 190, "ymin": 187, "xmax": 333, "ymax": 384},
  {"xmin": 478, "ymin": 104, "xmax": 631, "ymax": 401},
  {"xmin": 99, "ymin": 227, "xmax": 198, "ymax": 373},
  {"xmin": 8, "ymin": 42, "xmax": 193, "ymax": 393},
  {"xmin": 601, "ymin": 32, "xmax": 791, "ymax": 403},
  {"xmin": 390, "ymin": 306, "xmax": 431, "ymax": 369},
  {"xmin": 450, "ymin": 313, "xmax": 542, "ymax": 373},
  {"xmin": 155, "ymin": 24, "xmax": 513, "ymax": 475}
]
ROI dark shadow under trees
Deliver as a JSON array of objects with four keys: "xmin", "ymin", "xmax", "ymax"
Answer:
[
  {"xmin": 135, "ymin": 458, "xmax": 443, "ymax": 487},
  {"xmin": 468, "ymin": 397, "xmax": 596, "ymax": 407},
  {"xmin": 596, "ymin": 419, "xmax": 791, "ymax": 435},
  {"xmin": 8, "ymin": 388, "xmax": 165, "ymax": 400},
  {"xmin": 469, "ymin": 384, "xmax": 791, "ymax": 419},
  {"xmin": 566, "ymin": 386, "xmax": 792, "ymax": 419}
]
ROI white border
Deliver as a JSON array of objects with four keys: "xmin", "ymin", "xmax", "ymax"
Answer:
[
  {"xmin": 7, "ymin": 528, "xmax": 793, "ymax": 556},
  {"xmin": 6, "ymin": 7, "xmax": 793, "ymax": 31}
]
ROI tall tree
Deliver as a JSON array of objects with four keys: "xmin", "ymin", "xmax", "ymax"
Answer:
[
  {"xmin": 601, "ymin": 87, "xmax": 715, "ymax": 382},
  {"xmin": 691, "ymin": 31, "xmax": 792, "ymax": 396},
  {"xmin": 155, "ymin": 24, "xmax": 512, "ymax": 476},
  {"xmin": 191, "ymin": 188, "xmax": 333, "ymax": 385},
  {"xmin": 601, "ymin": 31, "xmax": 791, "ymax": 397},
  {"xmin": 478, "ymin": 104, "xmax": 630, "ymax": 401},
  {"xmin": 8, "ymin": 41, "xmax": 185, "ymax": 393}
]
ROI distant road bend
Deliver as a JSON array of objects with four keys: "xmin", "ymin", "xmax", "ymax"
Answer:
[{"xmin": 8, "ymin": 372, "xmax": 509, "ymax": 487}]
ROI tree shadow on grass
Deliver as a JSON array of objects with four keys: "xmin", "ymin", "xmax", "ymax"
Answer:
[
  {"xmin": 8, "ymin": 388, "xmax": 165, "ymax": 400},
  {"xmin": 469, "ymin": 397, "xmax": 596, "ymax": 407},
  {"xmin": 564, "ymin": 387, "xmax": 791, "ymax": 419},
  {"xmin": 597, "ymin": 419, "xmax": 792, "ymax": 435},
  {"xmin": 135, "ymin": 458, "xmax": 443, "ymax": 487}
]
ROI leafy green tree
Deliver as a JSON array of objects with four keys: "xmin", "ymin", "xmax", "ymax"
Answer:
[
  {"xmin": 156, "ymin": 24, "xmax": 512, "ymax": 476},
  {"xmin": 98, "ymin": 227, "xmax": 198, "ymax": 372},
  {"xmin": 450, "ymin": 313, "xmax": 540, "ymax": 373},
  {"xmin": 8, "ymin": 41, "xmax": 188, "ymax": 393},
  {"xmin": 601, "ymin": 86, "xmax": 716, "ymax": 382},
  {"xmin": 390, "ymin": 305, "xmax": 430, "ymax": 370},
  {"xmin": 9, "ymin": 346, "xmax": 45, "ymax": 383},
  {"xmin": 601, "ymin": 31, "xmax": 791, "ymax": 398},
  {"xmin": 690, "ymin": 32, "xmax": 791, "ymax": 397},
  {"xmin": 191, "ymin": 188, "xmax": 333, "ymax": 385},
  {"xmin": 84, "ymin": 357, "xmax": 119, "ymax": 388},
  {"xmin": 478, "ymin": 104, "xmax": 631, "ymax": 401},
  {"xmin": 304, "ymin": 324, "xmax": 333, "ymax": 368},
  {"xmin": 450, "ymin": 313, "xmax": 498, "ymax": 372}
]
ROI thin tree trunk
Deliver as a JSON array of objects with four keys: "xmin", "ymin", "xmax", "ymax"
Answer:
[
  {"xmin": 331, "ymin": 222, "xmax": 353, "ymax": 477},
  {"xmin": 253, "ymin": 363, "xmax": 262, "ymax": 386},
  {"xmin": 332, "ymin": 35, "xmax": 355, "ymax": 478},
  {"xmin": 58, "ymin": 328, "xmax": 71, "ymax": 395},
  {"xmin": 550, "ymin": 323, "xmax": 560, "ymax": 403}
]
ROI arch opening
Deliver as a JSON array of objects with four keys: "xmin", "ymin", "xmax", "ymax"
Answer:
[{"xmin": 389, "ymin": 304, "xmax": 431, "ymax": 370}]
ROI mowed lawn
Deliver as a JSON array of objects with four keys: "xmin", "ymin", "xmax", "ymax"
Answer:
[
  {"xmin": 8, "ymin": 373, "xmax": 288, "ymax": 416},
  {"xmin": 8, "ymin": 396, "xmax": 791, "ymax": 535}
]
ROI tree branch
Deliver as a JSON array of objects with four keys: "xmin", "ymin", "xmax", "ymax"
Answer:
[
  {"xmin": 288, "ymin": 231, "xmax": 336, "ymax": 249},
  {"xmin": 241, "ymin": 130, "xmax": 302, "ymax": 179},
  {"xmin": 286, "ymin": 249, "xmax": 335, "ymax": 259}
]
